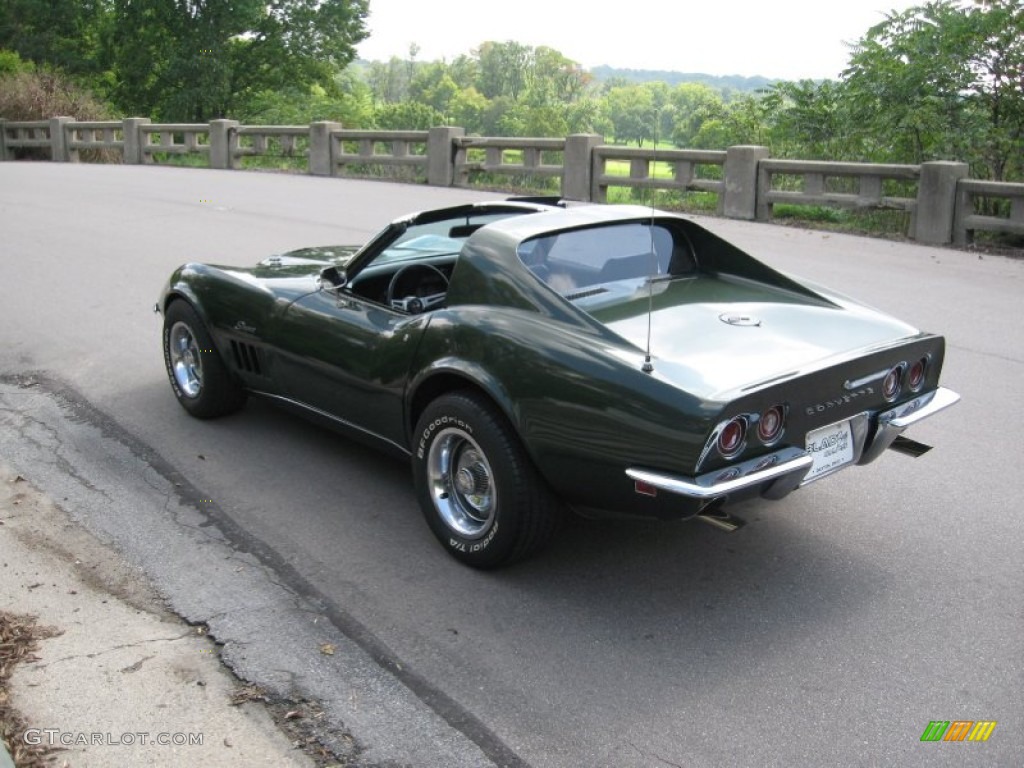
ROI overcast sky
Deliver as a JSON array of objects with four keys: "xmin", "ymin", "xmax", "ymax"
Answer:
[{"xmin": 356, "ymin": 0, "xmax": 925, "ymax": 81}]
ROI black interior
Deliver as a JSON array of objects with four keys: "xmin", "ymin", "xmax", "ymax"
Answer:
[{"xmin": 348, "ymin": 256, "xmax": 457, "ymax": 306}]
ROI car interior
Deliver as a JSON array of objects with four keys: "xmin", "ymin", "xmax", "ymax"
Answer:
[
  {"xmin": 345, "ymin": 208, "xmax": 533, "ymax": 311},
  {"xmin": 340, "ymin": 210, "xmax": 699, "ymax": 315}
]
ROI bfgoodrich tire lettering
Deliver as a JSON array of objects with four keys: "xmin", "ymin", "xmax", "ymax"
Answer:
[
  {"xmin": 162, "ymin": 300, "xmax": 246, "ymax": 419},
  {"xmin": 413, "ymin": 391, "xmax": 562, "ymax": 568}
]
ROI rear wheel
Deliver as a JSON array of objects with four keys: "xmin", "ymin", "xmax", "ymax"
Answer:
[
  {"xmin": 162, "ymin": 300, "xmax": 246, "ymax": 419},
  {"xmin": 412, "ymin": 391, "xmax": 562, "ymax": 568}
]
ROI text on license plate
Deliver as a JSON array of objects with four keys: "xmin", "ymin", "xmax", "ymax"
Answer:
[{"xmin": 804, "ymin": 419, "xmax": 854, "ymax": 484}]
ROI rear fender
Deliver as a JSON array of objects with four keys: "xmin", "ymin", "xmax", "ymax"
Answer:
[{"xmin": 406, "ymin": 357, "xmax": 518, "ymax": 458}]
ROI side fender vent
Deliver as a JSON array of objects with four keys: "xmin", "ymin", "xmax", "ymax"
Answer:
[{"xmin": 230, "ymin": 340, "xmax": 264, "ymax": 375}]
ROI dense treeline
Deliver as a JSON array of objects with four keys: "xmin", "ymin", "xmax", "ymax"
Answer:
[
  {"xmin": 1, "ymin": 0, "xmax": 1022, "ymax": 181},
  {"xmin": 0, "ymin": 0, "xmax": 371, "ymax": 121}
]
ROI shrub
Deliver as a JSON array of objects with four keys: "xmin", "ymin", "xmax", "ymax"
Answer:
[
  {"xmin": 0, "ymin": 65, "xmax": 118, "ymax": 161},
  {"xmin": 0, "ymin": 48, "xmax": 33, "ymax": 75}
]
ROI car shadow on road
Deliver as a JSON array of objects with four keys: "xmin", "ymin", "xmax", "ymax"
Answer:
[{"xmin": 130, "ymin": 378, "xmax": 886, "ymax": 714}]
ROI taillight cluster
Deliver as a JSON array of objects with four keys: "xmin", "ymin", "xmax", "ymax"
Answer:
[
  {"xmin": 907, "ymin": 357, "xmax": 928, "ymax": 391},
  {"xmin": 757, "ymin": 404, "xmax": 785, "ymax": 444},
  {"xmin": 716, "ymin": 404, "xmax": 787, "ymax": 459},
  {"xmin": 883, "ymin": 356, "xmax": 929, "ymax": 402},
  {"xmin": 717, "ymin": 417, "xmax": 747, "ymax": 458}
]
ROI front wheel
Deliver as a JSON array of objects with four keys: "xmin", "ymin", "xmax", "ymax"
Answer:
[
  {"xmin": 412, "ymin": 392, "xmax": 562, "ymax": 569},
  {"xmin": 162, "ymin": 300, "xmax": 246, "ymax": 419}
]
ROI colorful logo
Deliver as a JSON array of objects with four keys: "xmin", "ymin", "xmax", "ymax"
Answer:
[{"xmin": 920, "ymin": 721, "xmax": 997, "ymax": 742}]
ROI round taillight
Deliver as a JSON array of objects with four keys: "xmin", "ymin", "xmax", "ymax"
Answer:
[
  {"xmin": 717, "ymin": 417, "xmax": 746, "ymax": 458},
  {"xmin": 882, "ymin": 365, "xmax": 903, "ymax": 401},
  {"xmin": 908, "ymin": 357, "xmax": 927, "ymax": 392},
  {"xmin": 757, "ymin": 405, "xmax": 785, "ymax": 444}
]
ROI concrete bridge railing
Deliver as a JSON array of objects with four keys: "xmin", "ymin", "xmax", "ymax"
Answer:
[
  {"xmin": 954, "ymin": 180, "xmax": 1024, "ymax": 245},
  {"xmin": 2, "ymin": 115, "xmax": 1020, "ymax": 247}
]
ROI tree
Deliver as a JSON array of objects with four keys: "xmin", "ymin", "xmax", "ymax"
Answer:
[
  {"xmin": 450, "ymin": 86, "xmax": 489, "ymax": 133},
  {"xmin": 963, "ymin": 0, "xmax": 1024, "ymax": 179},
  {"xmin": 565, "ymin": 98, "xmax": 603, "ymax": 134},
  {"xmin": 447, "ymin": 54, "xmax": 479, "ymax": 90},
  {"xmin": 522, "ymin": 104, "xmax": 568, "ymax": 137},
  {"xmin": 668, "ymin": 83, "xmax": 725, "ymax": 147},
  {"xmin": 768, "ymin": 80, "xmax": 860, "ymax": 159},
  {"xmin": 0, "ymin": 0, "xmax": 110, "ymax": 78},
  {"xmin": 687, "ymin": 93, "xmax": 780, "ymax": 149},
  {"xmin": 409, "ymin": 62, "xmax": 459, "ymax": 120},
  {"xmin": 108, "ymin": 0, "xmax": 369, "ymax": 121},
  {"xmin": 603, "ymin": 84, "xmax": 657, "ymax": 145},
  {"xmin": 476, "ymin": 41, "xmax": 531, "ymax": 100},
  {"xmin": 481, "ymin": 96, "xmax": 526, "ymax": 135},
  {"xmin": 237, "ymin": 77, "xmax": 372, "ymax": 127},
  {"xmin": 842, "ymin": 0, "xmax": 1024, "ymax": 179},
  {"xmin": 527, "ymin": 46, "xmax": 590, "ymax": 105},
  {"xmin": 374, "ymin": 100, "xmax": 441, "ymax": 130}
]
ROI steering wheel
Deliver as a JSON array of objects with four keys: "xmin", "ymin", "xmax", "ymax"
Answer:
[{"xmin": 386, "ymin": 263, "xmax": 450, "ymax": 314}]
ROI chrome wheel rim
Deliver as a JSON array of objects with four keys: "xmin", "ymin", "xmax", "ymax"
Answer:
[
  {"xmin": 169, "ymin": 321, "xmax": 203, "ymax": 398},
  {"xmin": 427, "ymin": 428, "xmax": 495, "ymax": 538}
]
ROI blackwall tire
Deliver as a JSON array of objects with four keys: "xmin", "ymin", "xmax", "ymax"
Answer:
[
  {"xmin": 412, "ymin": 391, "xmax": 562, "ymax": 569},
  {"xmin": 162, "ymin": 300, "xmax": 246, "ymax": 419}
]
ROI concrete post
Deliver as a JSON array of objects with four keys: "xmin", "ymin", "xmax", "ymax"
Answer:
[
  {"xmin": 49, "ymin": 116, "xmax": 74, "ymax": 162},
  {"xmin": 562, "ymin": 133, "xmax": 603, "ymax": 201},
  {"xmin": 722, "ymin": 145, "xmax": 769, "ymax": 219},
  {"xmin": 914, "ymin": 161, "xmax": 969, "ymax": 244},
  {"xmin": 952, "ymin": 184, "xmax": 973, "ymax": 246},
  {"xmin": 309, "ymin": 121, "xmax": 341, "ymax": 176},
  {"xmin": 209, "ymin": 119, "xmax": 239, "ymax": 170},
  {"xmin": 427, "ymin": 126, "xmax": 465, "ymax": 186},
  {"xmin": 0, "ymin": 119, "xmax": 7, "ymax": 161},
  {"xmin": 122, "ymin": 118, "xmax": 151, "ymax": 164}
]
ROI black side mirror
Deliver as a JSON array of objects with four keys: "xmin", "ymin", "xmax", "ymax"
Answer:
[{"xmin": 319, "ymin": 266, "xmax": 347, "ymax": 290}]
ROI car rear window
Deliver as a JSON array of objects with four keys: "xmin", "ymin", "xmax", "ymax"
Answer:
[{"xmin": 517, "ymin": 222, "xmax": 694, "ymax": 296}]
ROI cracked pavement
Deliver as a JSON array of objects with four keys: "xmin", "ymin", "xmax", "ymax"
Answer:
[
  {"xmin": 0, "ymin": 461, "xmax": 314, "ymax": 767},
  {"xmin": 0, "ymin": 376, "xmax": 498, "ymax": 767}
]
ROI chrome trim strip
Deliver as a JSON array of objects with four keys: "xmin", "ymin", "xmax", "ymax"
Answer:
[
  {"xmin": 250, "ymin": 390, "xmax": 411, "ymax": 456},
  {"xmin": 844, "ymin": 368, "xmax": 889, "ymax": 390},
  {"xmin": 627, "ymin": 451, "xmax": 813, "ymax": 501}
]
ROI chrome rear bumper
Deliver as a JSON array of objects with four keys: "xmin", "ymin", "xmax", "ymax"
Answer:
[
  {"xmin": 626, "ymin": 386, "xmax": 960, "ymax": 504},
  {"xmin": 627, "ymin": 448, "xmax": 813, "ymax": 503}
]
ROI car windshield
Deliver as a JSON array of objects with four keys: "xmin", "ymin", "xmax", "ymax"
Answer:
[
  {"xmin": 375, "ymin": 212, "xmax": 522, "ymax": 265},
  {"xmin": 517, "ymin": 222, "xmax": 693, "ymax": 299}
]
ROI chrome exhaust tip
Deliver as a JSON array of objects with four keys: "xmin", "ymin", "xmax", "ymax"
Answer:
[
  {"xmin": 696, "ymin": 501, "xmax": 746, "ymax": 532},
  {"xmin": 888, "ymin": 435, "xmax": 933, "ymax": 458}
]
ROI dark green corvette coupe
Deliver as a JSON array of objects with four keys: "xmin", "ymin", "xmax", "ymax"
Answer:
[{"xmin": 157, "ymin": 199, "xmax": 959, "ymax": 567}]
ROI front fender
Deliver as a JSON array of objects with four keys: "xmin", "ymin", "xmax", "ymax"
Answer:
[{"xmin": 158, "ymin": 266, "xmax": 206, "ymax": 320}]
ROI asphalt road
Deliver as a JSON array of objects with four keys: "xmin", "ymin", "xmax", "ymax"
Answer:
[{"xmin": 1, "ymin": 163, "xmax": 1021, "ymax": 767}]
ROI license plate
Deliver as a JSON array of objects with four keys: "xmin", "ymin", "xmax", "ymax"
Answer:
[{"xmin": 804, "ymin": 419, "xmax": 855, "ymax": 484}]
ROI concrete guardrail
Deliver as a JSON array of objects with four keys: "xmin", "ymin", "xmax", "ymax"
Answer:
[{"xmin": 1, "ymin": 116, "xmax": 1020, "ymax": 246}]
